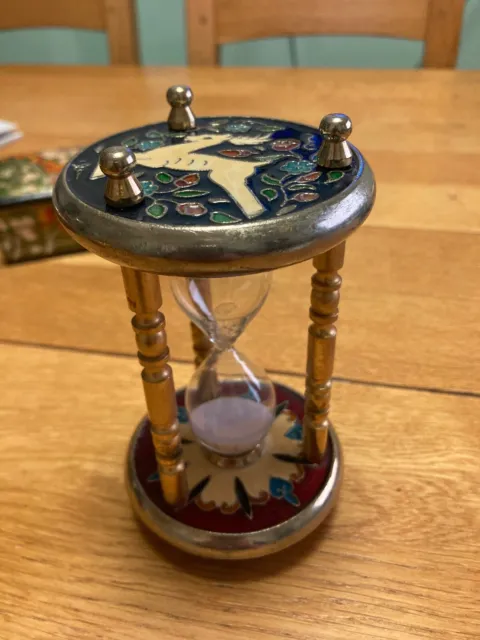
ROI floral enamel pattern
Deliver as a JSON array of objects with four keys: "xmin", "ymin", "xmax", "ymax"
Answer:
[
  {"xmin": 67, "ymin": 117, "xmax": 361, "ymax": 227},
  {"xmin": 147, "ymin": 398, "xmax": 311, "ymax": 518},
  {"xmin": 134, "ymin": 384, "xmax": 334, "ymax": 534},
  {"xmin": 0, "ymin": 148, "xmax": 84, "ymax": 263}
]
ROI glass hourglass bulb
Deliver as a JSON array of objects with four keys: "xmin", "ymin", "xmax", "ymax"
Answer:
[{"xmin": 171, "ymin": 273, "xmax": 275, "ymax": 457}]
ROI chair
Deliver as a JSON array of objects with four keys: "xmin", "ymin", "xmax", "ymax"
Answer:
[
  {"xmin": 187, "ymin": 0, "xmax": 466, "ymax": 68},
  {"xmin": 0, "ymin": 0, "xmax": 138, "ymax": 64}
]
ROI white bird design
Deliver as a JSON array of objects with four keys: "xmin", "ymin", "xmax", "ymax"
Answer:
[{"xmin": 92, "ymin": 132, "xmax": 281, "ymax": 218}]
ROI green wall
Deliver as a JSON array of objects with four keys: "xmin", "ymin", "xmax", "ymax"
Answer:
[{"xmin": 1, "ymin": 0, "xmax": 479, "ymax": 68}]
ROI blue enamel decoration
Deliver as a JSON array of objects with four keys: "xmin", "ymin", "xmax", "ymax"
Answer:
[
  {"xmin": 140, "ymin": 180, "xmax": 159, "ymax": 197},
  {"xmin": 284, "ymin": 421, "xmax": 303, "ymax": 441},
  {"xmin": 136, "ymin": 140, "xmax": 163, "ymax": 152},
  {"xmin": 269, "ymin": 477, "xmax": 300, "ymax": 507},
  {"xmin": 177, "ymin": 406, "xmax": 189, "ymax": 423},
  {"xmin": 66, "ymin": 117, "xmax": 363, "ymax": 228},
  {"xmin": 147, "ymin": 471, "xmax": 159, "ymax": 483},
  {"xmin": 280, "ymin": 160, "xmax": 316, "ymax": 174},
  {"xmin": 225, "ymin": 121, "xmax": 253, "ymax": 133}
]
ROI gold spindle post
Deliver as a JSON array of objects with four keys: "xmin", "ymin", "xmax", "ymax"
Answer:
[
  {"xmin": 122, "ymin": 267, "xmax": 187, "ymax": 506},
  {"xmin": 303, "ymin": 242, "xmax": 345, "ymax": 463}
]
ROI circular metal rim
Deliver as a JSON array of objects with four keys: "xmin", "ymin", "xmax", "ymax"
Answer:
[
  {"xmin": 125, "ymin": 420, "xmax": 343, "ymax": 560},
  {"xmin": 53, "ymin": 117, "xmax": 375, "ymax": 276}
]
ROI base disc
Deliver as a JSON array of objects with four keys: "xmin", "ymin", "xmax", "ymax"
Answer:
[{"xmin": 126, "ymin": 383, "xmax": 342, "ymax": 559}]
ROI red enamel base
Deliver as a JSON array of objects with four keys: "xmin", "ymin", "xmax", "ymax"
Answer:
[{"xmin": 132, "ymin": 383, "xmax": 334, "ymax": 534}]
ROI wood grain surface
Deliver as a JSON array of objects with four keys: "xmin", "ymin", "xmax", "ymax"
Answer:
[
  {"xmin": 0, "ymin": 66, "xmax": 479, "ymax": 639},
  {"xmin": 1, "ymin": 225, "xmax": 479, "ymax": 393},
  {"xmin": 0, "ymin": 345, "xmax": 478, "ymax": 639}
]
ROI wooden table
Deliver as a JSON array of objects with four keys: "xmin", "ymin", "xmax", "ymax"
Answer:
[{"xmin": 0, "ymin": 66, "xmax": 479, "ymax": 640}]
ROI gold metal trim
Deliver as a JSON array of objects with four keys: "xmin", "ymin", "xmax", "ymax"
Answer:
[
  {"xmin": 121, "ymin": 267, "xmax": 187, "ymax": 506},
  {"xmin": 125, "ymin": 420, "xmax": 342, "ymax": 560},
  {"xmin": 303, "ymin": 243, "xmax": 345, "ymax": 462}
]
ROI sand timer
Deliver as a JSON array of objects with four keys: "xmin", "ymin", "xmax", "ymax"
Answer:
[
  {"xmin": 53, "ymin": 86, "xmax": 375, "ymax": 559},
  {"xmin": 172, "ymin": 274, "xmax": 275, "ymax": 459}
]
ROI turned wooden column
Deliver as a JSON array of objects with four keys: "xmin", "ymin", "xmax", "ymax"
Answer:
[
  {"xmin": 303, "ymin": 242, "xmax": 345, "ymax": 463},
  {"xmin": 122, "ymin": 267, "xmax": 187, "ymax": 506}
]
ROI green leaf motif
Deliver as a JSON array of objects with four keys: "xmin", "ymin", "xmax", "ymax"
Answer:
[
  {"xmin": 325, "ymin": 170, "xmax": 345, "ymax": 184},
  {"xmin": 261, "ymin": 188, "xmax": 278, "ymax": 202},
  {"xmin": 210, "ymin": 212, "xmax": 241, "ymax": 224},
  {"xmin": 121, "ymin": 136, "xmax": 138, "ymax": 148},
  {"xmin": 156, "ymin": 172, "xmax": 173, "ymax": 184},
  {"xmin": 260, "ymin": 125, "xmax": 283, "ymax": 133},
  {"xmin": 146, "ymin": 203, "xmax": 168, "ymax": 219},
  {"xmin": 145, "ymin": 130, "xmax": 164, "ymax": 139},
  {"xmin": 174, "ymin": 189, "xmax": 209, "ymax": 199},
  {"xmin": 261, "ymin": 174, "xmax": 281, "ymax": 186},
  {"xmin": 255, "ymin": 155, "xmax": 282, "ymax": 163},
  {"xmin": 137, "ymin": 140, "xmax": 162, "ymax": 152}
]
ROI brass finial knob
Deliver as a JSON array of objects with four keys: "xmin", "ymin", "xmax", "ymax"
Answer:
[
  {"xmin": 317, "ymin": 113, "xmax": 353, "ymax": 169},
  {"xmin": 99, "ymin": 146, "xmax": 144, "ymax": 208},
  {"xmin": 167, "ymin": 85, "xmax": 196, "ymax": 132}
]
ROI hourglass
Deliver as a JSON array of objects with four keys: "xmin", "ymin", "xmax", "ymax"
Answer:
[
  {"xmin": 172, "ymin": 274, "xmax": 275, "ymax": 461},
  {"xmin": 53, "ymin": 86, "xmax": 375, "ymax": 559}
]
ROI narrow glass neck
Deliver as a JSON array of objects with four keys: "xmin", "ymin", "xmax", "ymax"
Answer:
[
  {"xmin": 209, "ymin": 320, "xmax": 242, "ymax": 350},
  {"xmin": 171, "ymin": 272, "xmax": 272, "ymax": 349}
]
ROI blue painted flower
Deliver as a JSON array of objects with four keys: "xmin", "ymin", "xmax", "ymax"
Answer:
[
  {"xmin": 284, "ymin": 421, "xmax": 303, "ymax": 441},
  {"xmin": 140, "ymin": 180, "xmax": 159, "ymax": 197},
  {"xmin": 269, "ymin": 477, "xmax": 300, "ymax": 507},
  {"xmin": 147, "ymin": 471, "xmax": 159, "ymax": 483},
  {"xmin": 280, "ymin": 160, "xmax": 316, "ymax": 174},
  {"xmin": 226, "ymin": 121, "xmax": 252, "ymax": 133},
  {"xmin": 177, "ymin": 406, "xmax": 189, "ymax": 423},
  {"xmin": 136, "ymin": 140, "xmax": 162, "ymax": 152}
]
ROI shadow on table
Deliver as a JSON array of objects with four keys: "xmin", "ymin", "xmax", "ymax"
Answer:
[
  {"xmin": 76, "ymin": 470, "xmax": 339, "ymax": 583},
  {"xmin": 135, "ymin": 513, "xmax": 337, "ymax": 581}
]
